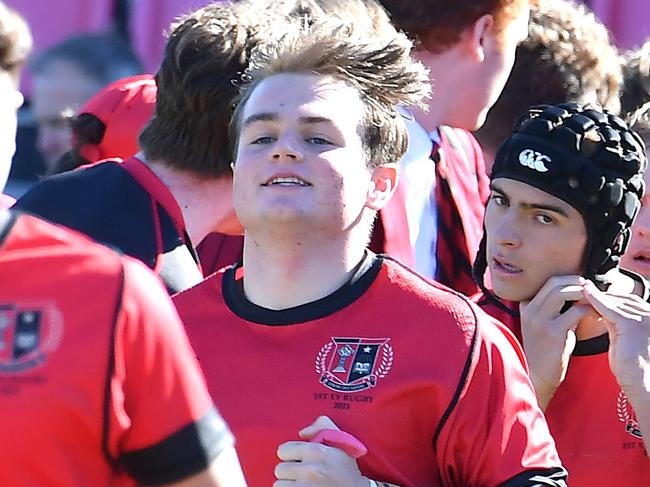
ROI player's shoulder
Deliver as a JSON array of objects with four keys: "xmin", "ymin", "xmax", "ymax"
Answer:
[
  {"xmin": 172, "ymin": 264, "xmax": 229, "ymax": 308},
  {"xmin": 15, "ymin": 159, "xmax": 129, "ymax": 210},
  {"xmin": 380, "ymin": 256, "xmax": 486, "ymax": 336},
  {"xmin": 3, "ymin": 211, "xmax": 124, "ymax": 273}
]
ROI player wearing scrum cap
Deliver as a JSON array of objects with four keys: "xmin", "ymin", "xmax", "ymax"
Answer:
[{"xmin": 474, "ymin": 102, "xmax": 650, "ymax": 485}]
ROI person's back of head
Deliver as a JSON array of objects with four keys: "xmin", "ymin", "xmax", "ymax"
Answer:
[
  {"xmin": 138, "ymin": 2, "xmax": 285, "ymax": 178},
  {"xmin": 0, "ymin": 1, "xmax": 31, "ymax": 190},
  {"xmin": 57, "ymin": 74, "xmax": 156, "ymax": 174},
  {"xmin": 621, "ymin": 40, "xmax": 650, "ymax": 117},
  {"xmin": 476, "ymin": 0, "xmax": 623, "ymax": 165},
  {"xmin": 378, "ymin": 0, "xmax": 532, "ymax": 131},
  {"xmin": 378, "ymin": 0, "xmax": 529, "ymax": 53}
]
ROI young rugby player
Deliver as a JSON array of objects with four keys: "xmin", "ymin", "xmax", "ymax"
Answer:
[
  {"xmin": 173, "ymin": 22, "xmax": 567, "ymax": 487},
  {"xmin": 0, "ymin": 2, "xmax": 245, "ymax": 485},
  {"xmin": 475, "ymin": 102, "xmax": 650, "ymax": 484}
]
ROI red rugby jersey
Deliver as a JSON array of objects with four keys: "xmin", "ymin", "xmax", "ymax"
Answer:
[
  {"xmin": 0, "ymin": 211, "xmax": 232, "ymax": 485},
  {"xmin": 174, "ymin": 253, "xmax": 566, "ymax": 486},
  {"xmin": 545, "ymin": 338, "xmax": 650, "ymax": 485},
  {"xmin": 476, "ymin": 277, "xmax": 650, "ymax": 486}
]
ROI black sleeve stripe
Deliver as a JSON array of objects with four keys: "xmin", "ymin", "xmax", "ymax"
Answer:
[
  {"xmin": 378, "ymin": 256, "xmax": 481, "ymax": 454},
  {"xmin": 432, "ymin": 302, "xmax": 479, "ymax": 452},
  {"xmin": 498, "ymin": 467, "xmax": 569, "ymax": 487},
  {"xmin": 120, "ymin": 406, "xmax": 234, "ymax": 486},
  {"xmin": 101, "ymin": 260, "xmax": 126, "ymax": 468}
]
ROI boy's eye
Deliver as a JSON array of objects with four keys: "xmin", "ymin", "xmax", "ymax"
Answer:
[
  {"xmin": 535, "ymin": 214, "xmax": 554, "ymax": 225},
  {"xmin": 251, "ymin": 136, "xmax": 275, "ymax": 145},
  {"xmin": 490, "ymin": 194, "xmax": 507, "ymax": 206},
  {"xmin": 306, "ymin": 137, "xmax": 331, "ymax": 145}
]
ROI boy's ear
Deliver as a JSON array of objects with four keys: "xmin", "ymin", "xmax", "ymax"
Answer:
[
  {"xmin": 366, "ymin": 163, "xmax": 398, "ymax": 211},
  {"xmin": 461, "ymin": 13, "xmax": 495, "ymax": 63}
]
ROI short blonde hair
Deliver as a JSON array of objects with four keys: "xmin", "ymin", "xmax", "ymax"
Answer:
[{"xmin": 230, "ymin": 23, "xmax": 430, "ymax": 167}]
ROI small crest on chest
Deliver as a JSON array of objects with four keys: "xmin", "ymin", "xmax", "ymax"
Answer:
[
  {"xmin": 315, "ymin": 337, "xmax": 393, "ymax": 392},
  {"xmin": 617, "ymin": 391, "xmax": 643, "ymax": 439},
  {"xmin": 0, "ymin": 303, "xmax": 63, "ymax": 374}
]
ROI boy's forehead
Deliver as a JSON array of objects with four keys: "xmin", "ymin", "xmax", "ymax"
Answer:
[{"xmin": 243, "ymin": 73, "xmax": 364, "ymax": 120}]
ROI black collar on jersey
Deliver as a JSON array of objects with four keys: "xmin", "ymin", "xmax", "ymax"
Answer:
[
  {"xmin": 223, "ymin": 251, "xmax": 382, "ymax": 326},
  {"xmin": 0, "ymin": 209, "xmax": 16, "ymax": 249}
]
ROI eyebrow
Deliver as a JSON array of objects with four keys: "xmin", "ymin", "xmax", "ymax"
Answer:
[
  {"xmin": 490, "ymin": 185, "xmax": 570, "ymax": 218},
  {"xmin": 241, "ymin": 112, "xmax": 335, "ymax": 128}
]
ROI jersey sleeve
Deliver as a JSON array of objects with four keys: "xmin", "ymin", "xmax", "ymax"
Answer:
[
  {"xmin": 436, "ymin": 307, "xmax": 567, "ymax": 487},
  {"xmin": 105, "ymin": 258, "xmax": 233, "ymax": 485}
]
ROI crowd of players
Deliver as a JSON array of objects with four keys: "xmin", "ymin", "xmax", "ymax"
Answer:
[{"xmin": 1, "ymin": 0, "xmax": 650, "ymax": 485}]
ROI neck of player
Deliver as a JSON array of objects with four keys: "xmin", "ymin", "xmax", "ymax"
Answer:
[
  {"xmin": 410, "ymin": 48, "xmax": 466, "ymax": 132},
  {"xmin": 143, "ymin": 156, "xmax": 240, "ymax": 244},
  {"xmin": 241, "ymin": 226, "xmax": 369, "ymax": 310}
]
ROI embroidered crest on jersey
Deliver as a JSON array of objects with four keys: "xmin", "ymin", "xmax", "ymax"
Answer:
[
  {"xmin": 0, "ymin": 303, "xmax": 63, "ymax": 374},
  {"xmin": 617, "ymin": 391, "xmax": 643, "ymax": 439},
  {"xmin": 316, "ymin": 337, "xmax": 393, "ymax": 392}
]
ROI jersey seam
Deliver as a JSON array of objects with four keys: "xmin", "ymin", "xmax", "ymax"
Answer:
[
  {"xmin": 101, "ymin": 260, "xmax": 126, "ymax": 468},
  {"xmin": 380, "ymin": 256, "xmax": 481, "ymax": 453},
  {"xmin": 432, "ymin": 303, "xmax": 479, "ymax": 452}
]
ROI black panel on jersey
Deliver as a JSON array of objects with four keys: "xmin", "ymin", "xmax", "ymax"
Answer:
[
  {"xmin": 498, "ymin": 466, "xmax": 568, "ymax": 486},
  {"xmin": 120, "ymin": 407, "xmax": 233, "ymax": 485},
  {"xmin": 14, "ymin": 162, "xmax": 201, "ymax": 294},
  {"xmin": 15, "ymin": 163, "xmax": 158, "ymax": 266},
  {"xmin": 223, "ymin": 251, "xmax": 382, "ymax": 325}
]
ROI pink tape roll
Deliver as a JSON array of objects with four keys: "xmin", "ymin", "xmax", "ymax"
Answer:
[{"xmin": 310, "ymin": 429, "xmax": 368, "ymax": 459}]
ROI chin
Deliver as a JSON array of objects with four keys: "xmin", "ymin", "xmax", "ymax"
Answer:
[{"xmin": 491, "ymin": 280, "xmax": 536, "ymax": 303}]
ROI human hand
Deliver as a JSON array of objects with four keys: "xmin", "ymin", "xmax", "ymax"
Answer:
[
  {"xmin": 519, "ymin": 275, "xmax": 595, "ymax": 409},
  {"xmin": 274, "ymin": 416, "xmax": 370, "ymax": 487},
  {"xmin": 583, "ymin": 281, "xmax": 650, "ymax": 399}
]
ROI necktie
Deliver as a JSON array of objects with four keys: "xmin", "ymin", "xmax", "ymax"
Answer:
[{"xmin": 432, "ymin": 144, "xmax": 477, "ymax": 296}]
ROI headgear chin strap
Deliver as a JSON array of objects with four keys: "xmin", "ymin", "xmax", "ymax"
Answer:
[{"xmin": 474, "ymin": 103, "xmax": 647, "ymax": 302}]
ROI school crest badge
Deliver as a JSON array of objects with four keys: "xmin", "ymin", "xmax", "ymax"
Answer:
[
  {"xmin": 617, "ymin": 391, "xmax": 643, "ymax": 439},
  {"xmin": 315, "ymin": 337, "xmax": 393, "ymax": 392},
  {"xmin": 0, "ymin": 303, "xmax": 63, "ymax": 374}
]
